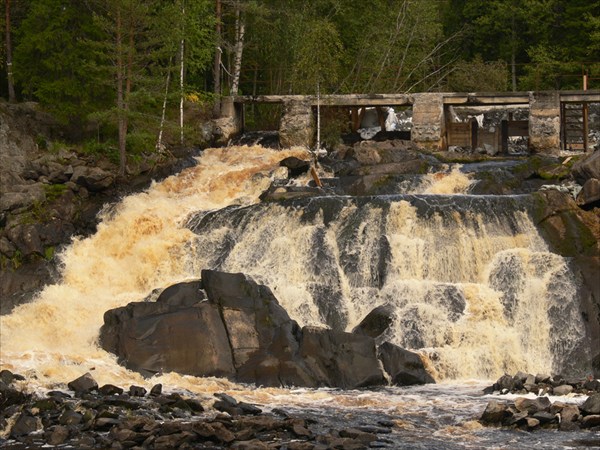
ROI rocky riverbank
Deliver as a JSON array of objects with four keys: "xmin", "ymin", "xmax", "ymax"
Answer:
[
  {"xmin": 0, "ymin": 370, "xmax": 394, "ymax": 449},
  {"xmin": 479, "ymin": 373, "xmax": 600, "ymax": 432},
  {"xmin": 0, "ymin": 102, "xmax": 204, "ymax": 314}
]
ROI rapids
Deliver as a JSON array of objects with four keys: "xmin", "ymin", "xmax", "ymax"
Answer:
[{"xmin": 0, "ymin": 145, "xmax": 593, "ymax": 448}]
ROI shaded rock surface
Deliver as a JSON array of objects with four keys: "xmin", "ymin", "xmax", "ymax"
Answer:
[{"xmin": 100, "ymin": 270, "xmax": 432, "ymax": 389}]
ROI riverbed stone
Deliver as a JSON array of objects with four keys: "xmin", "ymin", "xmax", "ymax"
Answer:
[
  {"xmin": 377, "ymin": 342, "xmax": 435, "ymax": 386},
  {"xmin": 571, "ymin": 151, "xmax": 600, "ymax": 185},
  {"xmin": 67, "ymin": 372, "xmax": 98, "ymax": 394},
  {"xmin": 553, "ymin": 384, "xmax": 574, "ymax": 396},
  {"xmin": 480, "ymin": 400, "xmax": 510, "ymax": 424},
  {"xmin": 514, "ymin": 396, "xmax": 551, "ymax": 414},
  {"xmin": 581, "ymin": 393, "xmax": 600, "ymax": 415},
  {"xmin": 10, "ymin": 413, "xmax": 40, "ymax": 437}
]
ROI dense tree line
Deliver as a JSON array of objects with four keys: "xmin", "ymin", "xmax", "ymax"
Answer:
[{"xmin": 1, "ymin": 0, "xmax": 598, "ymax": 172}]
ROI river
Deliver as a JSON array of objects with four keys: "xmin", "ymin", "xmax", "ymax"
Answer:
[{"xmin": 0, "ymin": 145, "xmax": 596, "ymax": 448}]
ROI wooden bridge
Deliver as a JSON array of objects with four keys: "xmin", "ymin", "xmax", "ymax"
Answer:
[{"xmin": 218, "ymin": 90, "xmax": 600, "ymax": 154}]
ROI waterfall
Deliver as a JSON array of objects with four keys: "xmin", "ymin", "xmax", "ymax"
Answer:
[
  {"xmin": 0, "ymin": 146, "xmax": 587, "ymax": 389},
  {"xmin": 188, "ymin": 194, "xmax": 586, "ymax": 380}
]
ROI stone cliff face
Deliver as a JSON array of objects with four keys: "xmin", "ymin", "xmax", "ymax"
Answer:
[{"xmin": 0, "ymin": 101, "xmax": 200, "ymax": 314}]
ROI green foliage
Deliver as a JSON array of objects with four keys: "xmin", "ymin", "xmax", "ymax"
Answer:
[
  {"xmin": 126, "ymin": 131, "xmax": 155, "ymax": 159},
  {"xmin": 319, "ymin": 108, "xmax": 348, "ymax": 149},
  {"xmin": 14, "ymin": 0, "xmax": 111, "ymax": 124},
  {"xmin": 44, "ymin": 184, "xmax": 68, "ymax": 202},
  {"xmin": 447, "ymin": 57, "xmax": 508, "ymax": 92},
  {"xmin": 44, "ymin": 246, "xmax": 55, "ymax": 261},
  {"xmin": 290, "ymin": 17, "xmax": 343, "ymax": 93}
]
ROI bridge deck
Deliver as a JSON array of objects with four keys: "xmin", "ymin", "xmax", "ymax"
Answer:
[{"xmin": 233, "ymin": 90, "xmax": 600, "ymax": 106}]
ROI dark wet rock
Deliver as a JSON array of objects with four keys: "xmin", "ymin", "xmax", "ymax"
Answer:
[
  {"xmin": 101, "ymin": 270, "xmax": 388, "ymax": 389},
  {"xmin": 514, "ymin": 396, "xmax": 551, "ymax": 414},
  {"xmin": 100, "ymin": 293, "xmax": 236, "ymax": 378},
  {"xmin": 0, "ymin": 370, "xmax": 25, "ymax": 384},
  {"xmin": 67, "ymin": 372, "xmax": 98, "ymax": 394},
  {"xmin": 584, "ymin": 378, "xmax": 600, "ymax": 392},
  {"xmin": 99, "ymin": 384, "xmax": 123, "ymax": 396},
  {"xmin": 6, "ymin": 223, "xmax": 44, "ymax": 257},
  {"xmin": 299, "ymin": 326, "xmax": 387, "ymax": 389},
  {"xmin": 352, "ymin": 305, "xmax": 394, "ymax": 339},
  {"xmin": 280, "ymin": 156, "xmax": 311, "ymax": 177},
  {"xmin": 553, "ymin": 384, "xmax": 574, "ymax": 396},
  {"xmin": 259, "ymin": 184, "xmax": 325, "ymax": 202},
  {"xmin": 532, "ymin": 411, "xmax": 557, "ymax": 424},
  {"xmin": 559, "ymin": 404, "xmax": 580, "ymax": 423},
  {"xmin": 10, "ymin": 413, "xmax": 39, "ymax": 437},
  {"xmin": 577, "ymin": 178, "xmax": 600, "ymax": 208},
  {"xmin": 150, "ymin": 384, "xmax": 163, "ymax": 396},
  {"xmin": 47, "ymin": 425, "xmax": 69, "ymax": 445},
  {"xmin": 155, "ymin": 280, "xmax": 205, "ymax": 307},
  {"xmin": 59, "ymin": 409, "xmax": 83, "ymax": 426},
  {"xmin": 480, "ymin": 400, "xmax": 510, "ymax": 424},
  {"xmin": 129, "ymin": 385, "xmax": 147, "ymax": 397},
  {"xmin": 377, "ymin": 342, "xmax": 435, "ymax": 386},
  {"xmin": 571, "ymin": 151, "xmax": 600, "ymax": 185},
  {"xmin": 71, "ymin": 166, "xmax": 114, "ymax": 192},
  {"xmin": 581, "ymin": 393, "xmax": 600, "ymax": 415},
  {"xmin": 581, "ymin": 414, "xmax": 600, "ymax": 428}
]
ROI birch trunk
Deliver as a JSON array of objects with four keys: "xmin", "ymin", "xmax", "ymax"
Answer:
[
  {"xmin": 230, "ymin": 4, "xmax": 245, "ymax": 96},
  {"xmin": 156, "ymin": 58, "xmax": 173, "ymax": 151}
]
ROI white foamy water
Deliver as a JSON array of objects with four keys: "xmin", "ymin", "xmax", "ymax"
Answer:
[{"xmin": 0, "ymin": 146, "xmax": 309, "ymax": 391}]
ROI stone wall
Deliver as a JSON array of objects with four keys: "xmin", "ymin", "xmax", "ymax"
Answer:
[
  {"xmin": 411, "ymin": 93, "xmax": 445, "ymax": 150},
  {"xmin": 279, "ymin": 100, "xmax": 314, "ymax": 149},
  {"xmin": 529, "ymin": 91, "xmax": 561, "ymax": 154}
]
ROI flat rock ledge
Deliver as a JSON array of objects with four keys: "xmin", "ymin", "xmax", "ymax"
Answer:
[
  {"xmin": 100, "ymin": 270, "xmax": 434, "ymax": 390},
  {"xmin": 479, "ymin": 372, "xmax": 600, "ymax": 432},
  {"xmin": 0, "ymin": 370, "xmax": 395, "ymax": 449}
]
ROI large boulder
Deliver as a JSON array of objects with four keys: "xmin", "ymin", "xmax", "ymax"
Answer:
[
  {"xmin": 352, "ymin": 305, "xmax": 394, "ymax": 340},
  {"xmin": 100, "ymin": 271, "xmax": 425, "ymax": 389},
  {"xmin": 299, "ymin": 327, "xmax": 387, "ymax": 389},
  {"xmin": 71, "ymin": 166, "xmax": 114, "ymax": 192},
  {"xmin": 571, "ymin": 151, "xmax": 600, "ymax": 185},
  {"xmin": 100, "ymin": 286, "xmax": 235, "ymax": 378},
  {"xmin": 377, "ymin": 342, "xmax": 435, "ymax": 386}
]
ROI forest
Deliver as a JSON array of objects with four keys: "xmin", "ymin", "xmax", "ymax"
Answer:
[{"xmin": 1, "ymin": 0, "xmax": 599, "ymax": 172}]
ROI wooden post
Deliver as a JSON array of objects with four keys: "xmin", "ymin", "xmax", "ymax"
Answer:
[{"xmin": 350, "ymin": 108, "xmax": 360, "ymax": 132}]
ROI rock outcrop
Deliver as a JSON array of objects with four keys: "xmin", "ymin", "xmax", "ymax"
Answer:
[
  {"xmin": 0, "ymin": 101, "xmax": 202, "ymax": 314},
  {"xmin": 100, "ymin": 270, "xmax": 433, "ymax": 389},
  {"xmin": 572, "ymin": 150, "xmax": 600, "ymax": 208}
]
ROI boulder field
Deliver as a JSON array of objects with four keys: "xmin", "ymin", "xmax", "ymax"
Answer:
[{"xmin": 100, "ymin": 270, "xmax": 434, "ymax": 389}]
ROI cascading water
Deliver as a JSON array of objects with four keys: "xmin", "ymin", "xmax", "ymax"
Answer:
[
  {"xmin": 187, "ymin": 193, "xmax": 586, "ymax": 380},
  {"xmin": 0, "ymin": 146, "xmax": 587, "ymax": 386},
  {"xmin": 0, "ymin": 145, "xmax": 593, "ymax": 449}
]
